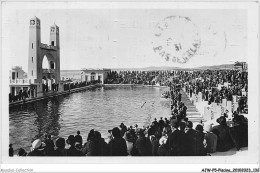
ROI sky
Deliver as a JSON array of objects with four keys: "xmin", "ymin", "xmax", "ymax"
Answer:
[{"xmin": 2, "ymin": 2, "xmax": 247, "ymax": 71}]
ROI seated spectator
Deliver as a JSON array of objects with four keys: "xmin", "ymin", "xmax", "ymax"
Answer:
[
  {"xmin": 109, "ymin": 127, "xmax": 128, "ymax": 156},
  {"xmin": 212, "ymin": 116, "xmax": 234, "ymax": 152}
]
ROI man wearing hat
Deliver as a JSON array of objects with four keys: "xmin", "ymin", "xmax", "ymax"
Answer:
[{"xmin": 27, "ymin": 139, "xmax": 45, "ymax": 156}]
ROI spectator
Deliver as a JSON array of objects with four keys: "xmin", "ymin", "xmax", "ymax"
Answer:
[
  {"xmin": 195, "ymin": 124, "xmax": 207, "ymax": 156},
  {"xmin": 212, "ymin": 116, "xmax": 234, "ymax": 152},
  {"xmin": 17, "ymin": 148, "xmax": 27, "ymax": 156},
  {"xmin": 124, "ymin": 131, "xmax": 134, "ymax": 156},
  {"xmin": 27, "ymin": 139, "xmax": 45, "ymax": 156},
  {"xmin": 184, "ymin": 121, "xmax": 197, "ymax": 156},
  {"xmin": 135, "ymin": 128, "xmax": 152, "ymax": 156},
  {"xmin": 66, "ymin": 135, "xmax": 85, "ymax": 156},
  {"xmin": 82, "ymin": 130, "xmax": 95, "ymax": 156},
  {"xmin": 53, "ymin": 138, "xmax": 67, "ymax": 156},
  {"xmin": 109, "ymin": 127, "xmax": 128, "ymax": 156},
  {"xmin": 45, "ymin": 135, "xmax": 55, "ymax": 156},
  {"xmin": 204, "ymin": 124, "xmax": 217, "ymax": 153},
  {"xmin": 9, "ymin": 144, "xmax": 14, "ymax": 157},
  {"xmin": 75, "ymin": 130, "xmax": 83, "ymax": 148},
  {"xmin": 166, "ymin": 119, "xmax": 181, "ymax": 156},
  {"xmin": 150, "ymin": 132, "xmax": 160, "ymax": 156}
]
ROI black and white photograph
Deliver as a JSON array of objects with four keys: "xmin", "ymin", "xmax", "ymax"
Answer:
[{"xmin": 1, "ymin": 1, "xmax": 259, "ymax": 172}]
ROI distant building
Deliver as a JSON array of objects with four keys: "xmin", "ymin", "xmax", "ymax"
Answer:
[
  {"xmin": 80, "ymin": 68, "xmax": 111, "ymax": 84},
  {"xmin": 9, "ymin": 66, "xmax": 26, "ymax": 80},
  {"xmin": 233, "ymin": 62, "xmax": 248, "ymax": 71}
]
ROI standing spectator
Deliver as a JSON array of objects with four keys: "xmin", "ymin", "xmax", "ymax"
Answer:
[
  {"xmin": 124, "ymin": 131, "xmax": 134, "ymax": 156},
  {"xmin": 119, "ymin": 123, "xmax": 127, "ymax": 137},
  {"xmin": 166, "ymin": 119, "xmax": 180, "ymax": 156},
  {"xmin": 93, "ymin": 131, "xmax": 109, "ymax": 156},
  {"xmin": 195, "ymin": 124, "xmax": 207, "ymax": 156},
  {"xmin": 45, "ymin": 135, "xmax": 55, "ymax": 156},
  {"xmin": 82, "ymin": 130, "xmax": 95, "ymax": 156},
  {"xmin": 212, "ymin": 116, "xmax": 234, "ymax": 152},
  {"xmin": 150, "ymin": 132, "xmax": 160, "ymax": 156},
  {"xmin": 75, "ymin": 130, "xmax": 83, "ymax": 147},
  {"xmin": 53, "ymin": 138, "xmax": 67, "ymax": 156},
  {"xmin": 184, "ymin": 121, "xmax": 197, "ymax": 156},
  {"xmin": 135, "ymin": 128, "xmax": 151, "ymax": 156},
  {"xmin": 9, "ymin": 144, "xmax": 14, "ymax": 157},
  {"xmin": 109, "ymin": 127, "xmax": 128, "ymax": 156},
  {"xmin": 158, "ymin": 117, "xmax": 165, "ymax": 131},
  {"xmin": 66, "ymin": 135, "xmax": 85, "ymax": 156}
]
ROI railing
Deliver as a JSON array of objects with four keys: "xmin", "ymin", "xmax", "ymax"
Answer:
[
  {"xmin": 40, "ymin": 43, "xmax": 56, "ymax": 50},
  {"xmin": 10, "ymin": 79, "xmax": 31, "ymax": 84}
]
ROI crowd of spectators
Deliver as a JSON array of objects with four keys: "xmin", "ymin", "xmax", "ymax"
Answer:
[
  {"xmin": 182, "ymin": 70, "xmax": 248, "ymax": 113},
  {"xmin": 12, "ymin": 111, "xmax": 247, "ymax": 157},
  {"xmin": 10, "ymin": 68, "xmax": 248, "ymax": 156},
  {"xmin": 105, "ymin": 71, "xmax": 174, "ymax": 86}
]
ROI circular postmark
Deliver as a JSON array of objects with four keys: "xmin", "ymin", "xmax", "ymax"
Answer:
[{"xmin": 152, "ymin": 16, "xmax": 201, "ymax": 64}]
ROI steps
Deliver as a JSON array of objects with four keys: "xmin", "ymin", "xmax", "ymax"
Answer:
[{"xmin": 180, "ymin": 89, "xmax": 203, "ymax": 122}]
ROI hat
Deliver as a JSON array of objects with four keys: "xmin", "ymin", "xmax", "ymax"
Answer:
[{"xmin": 32, "ymin": 139, "xmax": 42, "ymax": 149}]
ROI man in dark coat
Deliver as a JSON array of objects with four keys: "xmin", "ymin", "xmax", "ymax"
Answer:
[
  {"xmin": 184, "ymin": 121, "xmax": 197, "ymax": 156},
  {"xmin": 109, "ymin": 127, "xmax": 128, "ymax": 156},
  {"xmin": 212, "ymin": 116, "xmax": 234, "ymax": 152},
  {"xmin": 75, "ymin": 130, "xmax": 83, "ymax": 147},
  {"xmin": 135, "ymin": 128, "xmax": 152, "ymax": 156},
  {"xmin": 66, "ymin": 135, "xmax": 85, "ymax": 156},
  {"xmin": 166, "ymin": 119, "xmax": 181, "ymax": 156}
]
